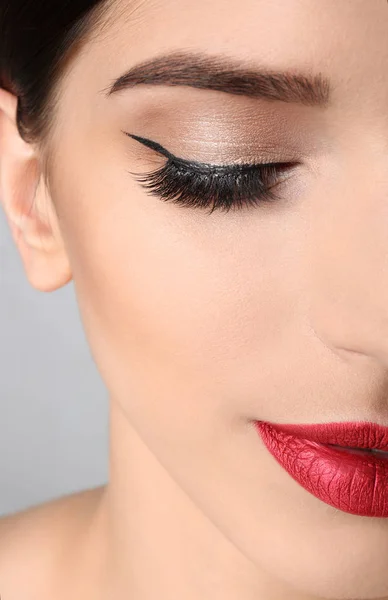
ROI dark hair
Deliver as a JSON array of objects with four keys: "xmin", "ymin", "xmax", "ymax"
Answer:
[{"xmin": 0, "ymin": 0, "xmax": 112, "ymax": 153}]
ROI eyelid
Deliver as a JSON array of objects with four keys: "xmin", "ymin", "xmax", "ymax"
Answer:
[
  {"xmin": 124, "ymin": 132, "xmax": 174, "ymax": 159},
  {"xmin": 122, "ymin": 131, "xmax": 284, "ymax": 172}
]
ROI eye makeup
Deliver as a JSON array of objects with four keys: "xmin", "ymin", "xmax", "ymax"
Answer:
[
  {"xmin": 113, "ymin": 83, "xmax": 321, "ymax": 163},
  {"xmin": 123, "ymin": 132, "xmax": 299, "ymax": 215}
]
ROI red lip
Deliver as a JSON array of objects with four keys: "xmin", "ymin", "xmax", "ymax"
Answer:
[{"xmin": 255, "ymin": 420, "xmax": 388, "ymax": 517}]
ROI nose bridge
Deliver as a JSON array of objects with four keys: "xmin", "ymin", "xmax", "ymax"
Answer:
[{"xmin": 307, "ymin": 141, "xmax": 388, "ymax": 366}]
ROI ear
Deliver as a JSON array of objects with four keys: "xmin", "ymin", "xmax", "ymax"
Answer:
[{"xmin": 0, "ymin": 87, "xmax": 72, "ymax": 292}]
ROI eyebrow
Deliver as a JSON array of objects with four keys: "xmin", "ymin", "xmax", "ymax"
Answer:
[{"xmin": 101, "ymin": 50, "xmax": 331, "ymax": 107}]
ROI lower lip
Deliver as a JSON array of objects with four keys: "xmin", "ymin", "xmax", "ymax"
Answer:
[{"xmin": 255, "ymin": 421, "xmax": 388, "ymax": 517}]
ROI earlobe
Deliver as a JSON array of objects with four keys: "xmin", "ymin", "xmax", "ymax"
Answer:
[{"xmin": 0, "ymin": 87, "xmax": 73, "ymax": 292}]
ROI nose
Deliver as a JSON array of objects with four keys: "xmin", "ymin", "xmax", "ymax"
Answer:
[{"xmin": 306, "ymin": 144, "xmax": 388, "ymax": 367}]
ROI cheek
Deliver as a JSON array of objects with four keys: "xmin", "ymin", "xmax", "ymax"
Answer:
[
  {"xmin": 55, "ymin": 165, "xmax": 296, "ymax": 426},
  {"xmin": 52, "ymin": 160, "xmax": 320, "ymax": 567},
  {"xmin": 64, "ymin": 199, "xmax": 241, "ymax": 402}
]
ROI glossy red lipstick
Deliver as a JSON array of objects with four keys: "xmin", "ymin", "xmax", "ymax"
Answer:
[{"xmin": 255, "ymin": 420, "xmax": 388, "ymax": 517}]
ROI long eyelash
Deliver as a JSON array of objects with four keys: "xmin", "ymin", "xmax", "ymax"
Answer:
[{"xmin": 125, "ymin": 133, "xmax": 294, "ymax": 215}]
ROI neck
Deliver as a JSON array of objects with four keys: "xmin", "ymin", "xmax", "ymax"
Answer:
[{"xmin": 85, "ymin": 399, "xmax": 314, "ymax": 600}]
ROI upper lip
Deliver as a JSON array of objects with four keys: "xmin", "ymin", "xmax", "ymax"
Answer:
[{"xmin": 258, "ymin": 420, "xmax": 388, "ymax": 451}]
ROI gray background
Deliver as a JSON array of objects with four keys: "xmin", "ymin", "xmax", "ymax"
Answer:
[{"xmin": 0, "ymin": 208, "xmax": 108, "ymax": 517}]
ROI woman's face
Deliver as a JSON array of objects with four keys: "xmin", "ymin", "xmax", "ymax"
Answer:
[{"xmin": 41, "ymin": 0, "xmax": 388, "ymax": 596}]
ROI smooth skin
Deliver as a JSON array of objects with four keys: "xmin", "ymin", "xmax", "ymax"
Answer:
[{"xmin": 1, "ymin": 1, "xmax": 388, "ymax": 598}]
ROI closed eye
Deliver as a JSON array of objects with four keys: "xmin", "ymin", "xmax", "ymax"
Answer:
[{"xmin": 124, "ymin": 132, "xmax": 299, "ymax": 215}]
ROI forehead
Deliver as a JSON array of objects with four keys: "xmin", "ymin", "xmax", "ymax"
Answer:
[
  {"xmin": 90, "ymin": 0, "xmax": 388, "ymax": 69},
  {"xmin": 55, "ymin": 0, "xmax": 388, "ymax": 133},
  {"xmin": 71, "ymin": 0, "xmax": 388, "ymax": 96}
]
